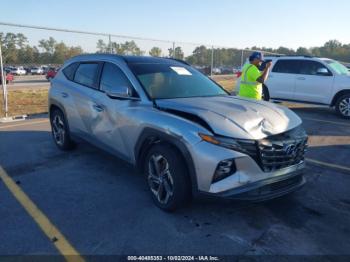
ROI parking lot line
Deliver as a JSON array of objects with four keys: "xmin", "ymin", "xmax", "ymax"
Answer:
[
  {"xmin": 0, "ymin": 119, "xmax": 49, "ymax": 130},
  {"xmin": 302, "ymin": 117, "xmax": 350, "ymax": 127},
  {"xmin": 306, "ymin": 158, "xmax": 350, "ymax": 173},
  {"xmin": 0, "ymin": 167, "xmax": 84, "ymax": 262}
]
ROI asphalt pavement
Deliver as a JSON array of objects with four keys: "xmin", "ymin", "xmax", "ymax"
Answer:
[{"xmin": 0, "ymin": 105, "xmax": 350, "ymax": 260}]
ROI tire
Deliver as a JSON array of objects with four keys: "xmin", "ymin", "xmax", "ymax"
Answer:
[
  {"xmin": 335, "ymin": 93, "xmax": 350, "ymax": 119},
  {"xmin": 50, "ymin": 109, "xmax": 75, "ymax": 150},
  {"xmin": 262, "ymin": 85, "xmax": 270, "ymax": 101},
  {"xmin": 143, "ymin": 144, "xmax": 191, "ymax": 211}
]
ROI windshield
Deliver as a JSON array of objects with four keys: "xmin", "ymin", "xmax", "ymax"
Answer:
[
  {"xmin": 129, "ymin": 63, "xmax": 228, "ymax": 99},
  {"xmin": 324, "ymin": 60, "xmax": 350, "ymax": 76}
]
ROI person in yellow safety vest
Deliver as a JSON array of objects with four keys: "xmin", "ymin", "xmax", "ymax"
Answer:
[{"xmin": 239, "ymin": 52, "xmax": 272, "ymax": 100}]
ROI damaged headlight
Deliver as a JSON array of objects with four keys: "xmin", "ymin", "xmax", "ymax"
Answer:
[{"xmin": 198, "ymin": 133, "xmax": 255, "ymax": 154}]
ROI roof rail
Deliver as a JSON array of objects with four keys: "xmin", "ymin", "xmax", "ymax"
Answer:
[
  {"xmin": 166, "ymin": 58, "xmax": 191, "ymax": 66},
  {"xmin": 265, "ymin": 55, "xmax": 315, "ymax": 58}
]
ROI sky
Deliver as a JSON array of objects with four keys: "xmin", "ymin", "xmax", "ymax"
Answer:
[{"xmin": 1, "ymin": 0, "xmax": 350, "ymax": 53}]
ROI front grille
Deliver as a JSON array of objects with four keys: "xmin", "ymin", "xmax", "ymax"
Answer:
[{"xmin": 239, "ymin": 127, "xmax": 308, "ymax": 172}]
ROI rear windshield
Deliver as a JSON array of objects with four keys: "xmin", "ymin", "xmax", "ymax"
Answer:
[{"xmin": 129, "ymin": 63, "xmax": 227, "ymax": 99}]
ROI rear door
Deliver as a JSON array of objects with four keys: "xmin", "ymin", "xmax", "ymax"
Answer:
[
  {"xmin": 64, "ymin": 62, "xmax": 102, "ymax": 136},
  {"xmin": 266, "ymin": 59, "xmax": 299, "ymax": 100},
  {"xmin": 293, "ymin": 60, "xmax": 334, "ymax": 104}
]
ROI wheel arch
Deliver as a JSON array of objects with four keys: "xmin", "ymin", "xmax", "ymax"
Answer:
[
  {"xmin": 135, "ymin": 128, "xmax": 198, "ymax": 195},
  {"xmin": 331, "ymin": 89, "xmax": 350, "ymax": 106},
  {"xmin": 49, "ymin": 99, "xmax": 72, "ymax": 136}
]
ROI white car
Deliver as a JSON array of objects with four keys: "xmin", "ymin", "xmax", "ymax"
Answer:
[
  {"xmin": 30, "ymin": 67, "xmax": 44, "ymax": 75},
  {"xmin": 10, "ymin": 66, "xmax": 26, "ymax": 75},
  {"xmin": 236, "ymin": 56, "xmax": 350, "ymax": 119}
]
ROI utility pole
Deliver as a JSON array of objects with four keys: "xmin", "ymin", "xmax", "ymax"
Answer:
[
  {"xmin": 108, "ymin": 35, "xmax": 112, "ymax": 54},
  {"xmin": 172, "ymin": 42, "xmax": 175, "ymax": 58},
  {"xmin": 0, "ymin": 40, "xmax": 8, "ymax": 118}
]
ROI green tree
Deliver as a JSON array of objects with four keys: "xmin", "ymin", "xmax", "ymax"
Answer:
[
  {"xmin": 16, "ymin": 33, "xmax": 28, "ymax": 49},
  {"xmin": 38, "ymin": 37, "xmax": 57, "ymax": 54},
  {"xmin": 296, "ymin": 47, "xmax": 311, "ymax": 56},
  {"xmin": 149, "ymin": 47, "xmax": 162, "ymax": 57},
  {"xmin": 186, "ymin": 45, "xmax": 209, "ymax": 66},
  {"xmin": 96, "ymin": 39, "xmax": 107, "ymax": 53},
  {"xmin": 1, "ymin": 33, "xmax": 18, "ymax": 63},
  {"xmin": 120, "ymin": 41, "xmax": 144, "ymax": 55},
  {"xmin": 168, "ymin": 46, "xmax": 184, "ymax": 59}
]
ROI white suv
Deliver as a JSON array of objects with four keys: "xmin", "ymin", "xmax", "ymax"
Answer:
[
  {"xmin": 10, "ymin": 66, "xmax": 26, "ymax": 76},
  {"xmin": 236, "ymin": 56, "xmax": 350, "ymax": 118}
]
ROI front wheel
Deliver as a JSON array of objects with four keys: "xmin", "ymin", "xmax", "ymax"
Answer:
[
  {"xmin": 144, "ymin": 144, "xmax": 191, "ymax": 211},
  {"xmin": 335, "ymin": 93, "xmax": 350, "ymax": 119}
]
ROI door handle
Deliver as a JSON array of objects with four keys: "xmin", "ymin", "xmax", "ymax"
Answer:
[
  {"xmin": 296, "ymin": 77, "xmax": 306, "ymax": 80},
  {"xmin": 61, "ymin": 92, "xmax": 68, "ymax": 98},
  {"xmin": 93, "ymin": 104, "xmax": 104, "ymax": 112}
]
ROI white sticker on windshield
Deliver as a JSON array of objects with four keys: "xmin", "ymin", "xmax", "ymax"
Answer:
[{"xmin": 170, "ymin": 66, "xmax": 192, "ymax": 75}]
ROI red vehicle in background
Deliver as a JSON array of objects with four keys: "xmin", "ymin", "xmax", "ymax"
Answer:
[
  {"xmin": 0, "ymin": 70, "xmax": 14, "ymax": 85},
  {"xmin": 46, "ymin": 67, "xmax": 59, "ymax": 81}
]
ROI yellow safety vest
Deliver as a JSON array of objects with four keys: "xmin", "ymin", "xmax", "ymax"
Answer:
[{"xmin": 239, "ymin": 63, "xmax": 262, "ymax": 100}]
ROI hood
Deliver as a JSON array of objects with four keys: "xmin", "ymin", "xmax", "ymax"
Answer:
[{"xmin": 156, "ymin": 96, "xmax": 302, "ymax": 140}]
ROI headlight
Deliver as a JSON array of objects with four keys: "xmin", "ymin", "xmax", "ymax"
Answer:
[{"xmin": 198, "ymin": 133, "xmax": 254, "ymax": 154}]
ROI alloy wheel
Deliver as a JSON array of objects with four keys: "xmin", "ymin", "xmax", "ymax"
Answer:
[
  {"xmin": 339, "ymin": 97, "xmax": 350, "ymax": 117},
  {"xmin": 147, "ymin": 154, "xmax": 174, "ymax": 204},
  {"xmin": 52, "ymin": 114, "xmax": 66, "ymax": 146}
]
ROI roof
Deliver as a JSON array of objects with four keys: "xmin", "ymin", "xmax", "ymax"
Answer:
[
  {"xmin": 66, "ymin": 53, "xmax": 188, "ymax": 66},
  {"xmin": 122, "ymin": 55, "xmax": 184, "ymax": 64}
]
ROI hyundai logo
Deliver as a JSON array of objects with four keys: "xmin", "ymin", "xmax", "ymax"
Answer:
[{"xmin": 283, "ymin": 144, "xmax": 297, "ymax": 155}]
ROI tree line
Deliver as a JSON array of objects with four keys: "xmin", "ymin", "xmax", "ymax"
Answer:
[{"xmin": 1, "ymin": 32, "xmax": 350, "ymax": 66}]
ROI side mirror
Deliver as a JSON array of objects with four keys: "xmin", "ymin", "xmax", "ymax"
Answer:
[
  {"xmin": 316, "ymin": 68, "xmax": 331, "ymax": 76},
  {"xmin": 104, "ymin": 85, "xmax": 133, "ymax": 99}
]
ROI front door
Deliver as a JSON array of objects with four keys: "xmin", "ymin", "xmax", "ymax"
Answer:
[
  {"xmin": 293, "ymin": 60, "xmax": 334, "ymax": 104},
  {"xmin": 90, "ymin": 62, "xmax": 138, "ymax": 161}
]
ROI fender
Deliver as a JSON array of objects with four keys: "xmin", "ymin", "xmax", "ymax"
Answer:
[{"xmin": 49, "ymin": 98, "xmax": 68, "ymax": 120}]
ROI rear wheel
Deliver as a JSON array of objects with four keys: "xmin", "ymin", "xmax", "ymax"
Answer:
[
  {"xmin": 144, "ymin": 144, "xmax": 191, "ymax": 211},
  {"xmin": 335, "ymin": 93, "xmax": 350, "ymax": 119},
  {"xmin": 50, "ymin": 109, "xmax": 75, "ymax": 150}
]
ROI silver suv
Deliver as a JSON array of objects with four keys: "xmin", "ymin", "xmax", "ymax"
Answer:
[{"xmin": 49, "ymin": 54, "xmax": 308, "ymax": 211}]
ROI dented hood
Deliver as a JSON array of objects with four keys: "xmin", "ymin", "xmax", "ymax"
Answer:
[{"xmin": 156, "ymin": 96, "xmax": 302, "ymax": 139}]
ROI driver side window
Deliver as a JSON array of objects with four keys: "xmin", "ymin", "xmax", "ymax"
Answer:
[
  {"xmin": 299, "ymin": 61, "xmax": 331, "ymax": 76},
  {"xmin": 100, "ymin": 63, "xmax": 135, "ymax": 95}
]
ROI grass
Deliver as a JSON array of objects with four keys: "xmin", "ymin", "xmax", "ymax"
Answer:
[
  {"xmin": 216, "ymin": 79, "xmax": 236, "ymax": 92},
  {"xmin": 0, "ymin": 75, "xmax": 237, "ymax": 117},
  {"xmin": 0, "ymin": 89, "xmax": 48, "ymax": 117}
]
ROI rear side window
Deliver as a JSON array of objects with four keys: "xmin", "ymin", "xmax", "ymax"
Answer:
[
  {"xmin": 74, "ymin": 63, "xmax": 99, "ymax": 88},
  {"xmin": 62, "ymin": 62, "xmax": 79, "ymax": 81},
  {"xmin": 272, "ymin": 60, "xmax": 300, "ymax": 74},
  {"xmin": 299, "ymin": 60, "xmax": 331, "ymax": 76},
  {"xmin": 100, "ymin": 63, "xmax": 133, "ymax": 92}
]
